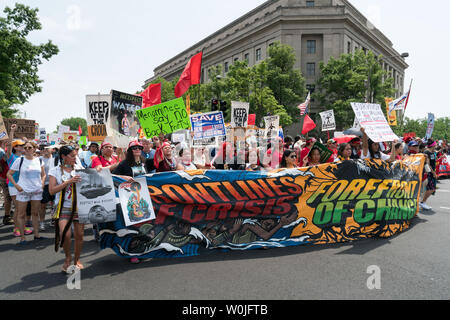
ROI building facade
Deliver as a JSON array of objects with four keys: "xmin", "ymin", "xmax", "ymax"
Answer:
[{"xmin": 145, "ymin": 0, "xmax": 408, "ymax": 115}]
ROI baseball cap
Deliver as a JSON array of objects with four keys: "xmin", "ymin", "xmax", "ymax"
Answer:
[
  {"xmin": 408, "ymin": 140, "xmax": 419, "ymax": 147},
  {"xmin": 306, "ymin": 137, "xmax": 317, "ymax": 144},
  {"xmin": 327, "ymin": 139, "xmax": 337, "ymax": 144},
  {"xmin": 128, "ymin": 140, "xmax": 143, "ymax": 150},
  {"xmin": 12, "ymin": 140, "xmax": 25, "ymax": 148},
  {"xmin": 100, "ymin": 142, "xmax": 113, "ymax": 150}
]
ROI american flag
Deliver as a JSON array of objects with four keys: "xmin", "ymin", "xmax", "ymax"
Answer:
[{"xmin": 298, "ymin": 91, "xmax": 311, "ymax": 116}]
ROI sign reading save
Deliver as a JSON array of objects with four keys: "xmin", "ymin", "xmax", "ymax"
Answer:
[{"xmin": 136, "ymin": 98, "xmax": 190, "ymax": 138}]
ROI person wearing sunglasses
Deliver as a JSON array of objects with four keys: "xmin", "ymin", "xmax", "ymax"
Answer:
[
  {"xmin": 280, "ymin": 150, "xmax": 298, "ymax": 169},
  {"xmin": 112, "ymin": 141, "xmax": 147, "ymax": 182},
  {"xmin": 7, "ymin": 141, "xmax": 46, "ymax": 244}
]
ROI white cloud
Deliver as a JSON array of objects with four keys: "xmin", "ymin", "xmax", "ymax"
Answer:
[{"xmin": 66, "ymin": 4, "xmax": 92, "ymax": 31}]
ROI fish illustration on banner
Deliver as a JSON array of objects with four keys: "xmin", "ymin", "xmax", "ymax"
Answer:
[
  {"xmin": 119, "ymin": 177, "xmax": 155, "ymax": 227},
  {"xmin": 98, "ymin": 155, "xmax": 425, "ymax": 260}
]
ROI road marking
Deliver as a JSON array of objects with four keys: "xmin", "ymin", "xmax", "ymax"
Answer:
[
  {"xmin": 440, "ymin": 207, "xmax": 450, "ymax": 210},
  {"xmin": 436, "ymin": 190, "xmax": 450, "ymax": 193}
]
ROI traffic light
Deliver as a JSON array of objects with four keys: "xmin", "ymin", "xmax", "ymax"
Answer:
[
  {"xmin": 219, "ymin": 100, "xmax": 228, "ymax": 119},
  {"xmin": 211, "ymin": 99, "xmax": 219, "ymax": 111}
]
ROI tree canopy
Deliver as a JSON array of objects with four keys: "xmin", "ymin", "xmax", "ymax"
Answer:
[{"xmin": 0, "ymin": 3, "xmax": 59, "ymax": 118}]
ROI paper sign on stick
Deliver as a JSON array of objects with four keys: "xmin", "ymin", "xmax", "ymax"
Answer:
[
  {"xmin": 0, "ymin": 112, "xmax": 9, "ymax": 141},
  {"xmin": 319, "ymin": 110, "xmax": 336, "ymax": 131},
  {"xmin": 351, "ymin": 103, "xmax": 398, "ymax": 143},
  {"xmin": 231, "ymin": 101, "xmax": 249, "ymax": 128}
]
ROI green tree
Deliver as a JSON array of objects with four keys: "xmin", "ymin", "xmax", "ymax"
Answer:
[
  {"xmin": 60, "ymin": 117, "xmax": 87, "ymax": 136},
  {"xmin": 0, "ymin": 3, "xmax": 59, "ymax": 117},
  {"xmin": 395, "ymin": 116, "xmax": 450, "ymax": 140},
  {"xmin": 316, "ymin": 49, "xmax": 395, "ymax": 130},
  {"xmin": 266, "ymin": 42, "xmax": 306, "ymax": 121}
]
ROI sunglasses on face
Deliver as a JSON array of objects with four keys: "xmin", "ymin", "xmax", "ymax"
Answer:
[
  {"xmin": 24, "ymin": 146, "xmax": 34, "ymax": 150},
  {"xmin": 289, "ymin": 155, "xmax": 297, "ymax": 159},
  {"xmin": 131, "ymin": 146, "xmax": 142, "ymax": 151}
]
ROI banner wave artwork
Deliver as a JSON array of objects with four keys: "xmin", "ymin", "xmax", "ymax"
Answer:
[{"xmin": 99, "ymin": 155, "xmax": 425, "ymax": 260}]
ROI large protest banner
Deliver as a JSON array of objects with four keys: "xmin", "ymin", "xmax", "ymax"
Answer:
[
  {"xmin": 351, "ymin": 103, "xmax": 398, "ymax": 143},
  {"xmin": 98, "ymin": 155, "xmax": 425, "ymax": 260},
  {"xmin": 109, "ymin": 90, "xmax": 142, "ymax": 147},
  {"xmin": 136, "ymin": 98, "xmax": 191, "ymax": 138},
  {"xmin": 86, "ymin": 94, "xmax": 110, "ymax": 142},
  {"xmin": 4, "ymin": 118, "xmax": 36, "ymax": 140},
  {"xmin": 425, "ymin": 113, "xmax": 435, "ymax": 139},
  {"xmin": 190, "ymin": 111, "xmax": 226, "ymax": 140}
]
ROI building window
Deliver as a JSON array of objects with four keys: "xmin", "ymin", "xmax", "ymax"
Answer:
[
  {"xmin": 307, "ymin": 40, "xmax": 316, "ymax": 54},
  {"xmin": 234, "ymin": 57, "xmax": 239, "ymax": 63},
  {"xmin": 256, "ymin": 48, "xmax": 262, "ymax": 61},
  {"xmin": 224, "ymin": 62, "xmax": 229, "ymax": 73},
  {"xmin": 306, "ymin": 1, "xmax": 315, "ymax": 7},
  {"xmin": 244, "ymin": 53, "xmax": 249, "ymax": 63},
  {"xmin": 347, "ymin": 41, "xmax": 351, "ymax": 54},
  {"xmin": 306, "ymin": 63, "xmax": 316, "ymax": 76}
]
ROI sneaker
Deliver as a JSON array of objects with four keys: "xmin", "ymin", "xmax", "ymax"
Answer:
[
  {"xmin": 2, "ymin": 216, "xmax": 14, "ymax": 225},
  {"xmin": 13, "ymin": 228, "xmax": 21, "ymax": 237},
  {"xmin": 130, "ymin": 257, "xmax": 140, "ymax": 264},
  {"xmin": 39, "ymin": 222, "xmax": 45, "ymax": 231},
  {"xmin": 420, "ymin": 202, "xmax": 432, "ymax": 211},
  {"xmin": 24, "ymin": 227, "xmax": 33, "ymax": 235}
]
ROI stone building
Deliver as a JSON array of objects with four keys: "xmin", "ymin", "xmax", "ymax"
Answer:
[{"xmin": 145, "ymin": 0, "xmax": 408, "ymax": 126}]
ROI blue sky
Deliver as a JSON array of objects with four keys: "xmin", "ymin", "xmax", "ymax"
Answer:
[{"xmin": 2, "ymin": 0, "xmax": 449, "ymax": 132}]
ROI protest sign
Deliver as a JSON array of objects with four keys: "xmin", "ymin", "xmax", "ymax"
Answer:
[
  {"xmin": 39, "ymin": 128, "xmax": 47, "ymax": 144},
  {"xmin": 63, "ymin": 131, "xmax": 78, "ymax": 142},
  {"xmin": 0, "ymin": 112, "xmax": 9, "ymax": 141},
  {"xmin": 171, "ymin": 129, "xmax": 189, "ymax": 144},
  {"xmin": 425, "ymin": 113, "xmax": 435, "ymax": 139},
  {"xmin": 109, "ymin": 90, "xmax": 142, "ymax": 147},
  {"xmin": 385, "ymin": 98, "xmax": 397, "ymax": 126},
  {"xmin": 76, "ymin": 168, "xmax": 117, "ymax": 224},
  {"xmin": 190, "ymin": 111, "xmax": 226, "ymax": 140},
  {"xmin": 248, "ymin": 114, "xmax": 256, "ymax": 126},
  {"xmin": 231, "ymin": 101, "xmax": 249, "ymax": 128},
  {"xmin": 119, "ymin": 177, "xmax": 155, "ymax": 227},
  {"xmin": 191, "ymin": 136, "xmax": 217, "ymax": 148},
  {"xmin": 4, "ymin": 119, "xmax": 36, "ymax": 140},
  {"xmin": 48, "ymin": 133, "xmax": 59, "ymax": 145},
  {"xmin": 351, "ymin": 103, "xmax": 398, "ymax": 143},
  {"xmin": 136, "ymin": 97, "xmax": 191, "ymax": 138},
  {"xmin": 311, "ymin": 142, "xmax": 333, "ymax": 163},
  {"xmin": 78, "ymin": 136, "xmax": 87, "ymax": 147},
  {"xmin": 264, "ymin": 115, "xmax": 279, "ymax": 139},
  {"xmin": 100, "ymin": 154, "xmax": 425, "ymax": 260},
  {"xmin": 319, "ymin": 110, "xmax": 336, "ymax": 131},
  {"xmin": 86, "ymin": 94, "xmax": 110, "ymax": 141}
]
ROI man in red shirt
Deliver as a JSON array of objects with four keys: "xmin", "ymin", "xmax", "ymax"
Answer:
[
  {"xmin": 299, "ymin": 137, "xmax": 316, "ymax": 167},
  {"xmin": 92, "ymin": 142, "xmax": 121, "ymax": 172}
]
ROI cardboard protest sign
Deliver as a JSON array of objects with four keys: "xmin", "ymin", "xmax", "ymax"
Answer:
[
  {"xmin": 351, "ymin": 103, "xmax": 398, "ymax": 143},
  {"xmin": 190, "ymin": 111, "xmax": 226, "ymax": 140},
  {"xmin": 119, "ymin": 177, "xmax": 155, "ymax": 227},
  {"xmin": 76, "ymin": 168, "xmax": 117, "ymax": 224},
  {"xmin": 136, "ymin": 98, "xmax": 190, "ymax": 138},
  {"xmin": 264, "ymin": 115, "xmax": 279, "ymax": 139},
  {"xmin": 231, "ymin": 101, "xmax": 249, "ymax": 128},
  {"xmin": 0, "ymin": 112, "xmax": 9, "ymax": 141},
  {"xmin": 191, "ymin": 136, "xmax": 217, "ymax": 148},
  {"xmin": 171, "ymin": 129, "xmax": 189, "ymax": 143},
  {"xmin": 86, "ymin": 94, "xmax": 110, "ymax": 141},
  {"xmin": 109, "ymin": 90, "xmax": 142, "ymax": 147},
  {"xmin": 425, "ymin": 113, "xmax": 435, "ymax": 139},
  {"xmin": 319, "ymin": 110, "xmax": 336, "ymax": 131},
  {"xmin": 4, "ymin": 119, "xmax": 36, "ymax": 140}
]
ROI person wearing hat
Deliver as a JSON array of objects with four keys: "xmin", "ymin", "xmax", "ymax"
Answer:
[
  {"xmin": 326, "ymin": 139, "xmax": 338, "ymax": 162},
  {"xmin": 349, "ymin": 137, "xmax": 361, "ymax": 159},
  {"xmin": 420, "ymin": 140, "xmax": 437, "ymax": 211},
  {"xmin": 154, "ymin": 141, "xmax": 176, "ymax": 172},
  {"xmin": 112, "ymin": 141, "xmax": 147, "ymax": 181},
  {"xmin": 79, "ymin": 142, "xmax": 99, "ymax": 168},
  {"xmin": 92, "ymin": 142, "xmax": 122, "ymax": 172},
  {"xmin": 299, "ymin": 137, "xmax": 316, "ymax": 166},
  {"xmin": 407, "ymin": 140, "xmax": 419, "ymax": 155}
]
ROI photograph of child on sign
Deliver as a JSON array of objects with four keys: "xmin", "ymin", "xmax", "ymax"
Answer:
[{"xmin": 119, "ymin": 177, "xmax": 155, "ymax": 227}]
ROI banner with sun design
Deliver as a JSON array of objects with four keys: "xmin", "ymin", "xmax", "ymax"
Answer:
[{"xmin": 98, "ymin": 155, "xmax": 425, "ymax": 260}]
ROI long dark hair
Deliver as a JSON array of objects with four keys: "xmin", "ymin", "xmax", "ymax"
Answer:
[
  {"xmin": 126, "ymin": 147, "xmax": 145, "ymax": 167},
  {"xmin": 280, "ymin": 149, "xmax": 296, "ymax": 168},
  {"xmin": 338, "ymin": 143, "xmax": 350, "ymax": 158},
  {"xmin": 368, "ymin": 139, "xmax": 381, "ymax": 159}
]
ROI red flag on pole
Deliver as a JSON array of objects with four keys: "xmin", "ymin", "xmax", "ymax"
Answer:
[
  {"xmin": 139, "ymin": 83, "xmax": 162, "ymax": 108},
  {"xmin": 174, "ymin": 52, "xmax": 203, "ymax": 98},
  {"xmin": 248, "ymin": 114, "xmax": 256, "ymax": 126},
  {"xmin": 78, "ymin": 125, "xmax": 82, "ymax": 136},
  {"xmin": 301, "ymin": 114, "xmax": 316, "ymax": 135}
]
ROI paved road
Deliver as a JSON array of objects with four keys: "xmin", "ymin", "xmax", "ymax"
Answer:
[{"xmin": 0, "ymin": 179, "xmax": 449, "ymax": 301}]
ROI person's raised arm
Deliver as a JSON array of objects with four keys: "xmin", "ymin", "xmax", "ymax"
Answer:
[{"xmin": 361, "ymin": 127, "xmax": 369, "ymax": 158}]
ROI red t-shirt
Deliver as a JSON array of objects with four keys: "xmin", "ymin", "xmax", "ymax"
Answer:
[
  {"xmin": 299, "ymin": 147, "xmax": 310, "ymax": 166},
  {"xmin": 91, "ymin": 155, "xmax": 118, "ymax": 168}
]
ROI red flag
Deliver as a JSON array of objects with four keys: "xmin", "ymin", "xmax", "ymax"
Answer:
[
  {"xmin": 78, "ymin": 125, "xmax": 82, "ymax": 136},
  {"xmin": 248, "ymin": 114, "xmax": 256, "ymax": 126},
  {"xmin": 301, "ymin": 114, "xmax": 316, "ymax": 135},
  {"xmin": 139, "ymin": 83, "xmax": 161, "ymax": 108},
  {"xmin": 174, "ymin": 52, "xmax": 203, "ymax": 98}
]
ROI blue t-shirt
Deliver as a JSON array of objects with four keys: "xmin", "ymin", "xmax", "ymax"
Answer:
[
  {"xmin": 141, "ymin": 149, "xmax": 156, "ymax": 160},
  {"xmin": 7, "ymin": 154, "xmax": 20, "ymax": 188}
]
